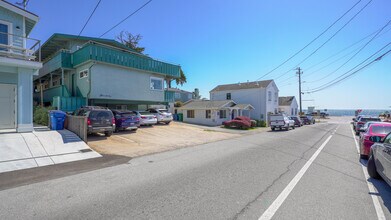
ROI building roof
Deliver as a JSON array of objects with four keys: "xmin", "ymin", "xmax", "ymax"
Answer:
[
  {"xmin": 0, "ymin": 0, "xmax": 39, "ymax": 36},
  {"xmin": 233, "ymin": 104, "xmax": 255, "ymax": 110},
  {"xmin": 166, "ymin": 87, "xmax": 193, "ymax": 94},
  {"xmin": 210, "ymin": 80, "xmax": 273, "ymax": 92},
  {"xmin": 179, "ymin": 100, "xmax": 236, "ymax": 110},
  {"xmin": 40, "ymin": 33, "xmax": 138, "ymax": 61},
  {"xmin": 279, "ymin": 96, "xmax": 295, "ymax": 106}
]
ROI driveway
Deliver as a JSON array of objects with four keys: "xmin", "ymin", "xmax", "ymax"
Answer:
[{"xmin": 87, "ymin": 122, "xmax": 242, "ymax": 157}]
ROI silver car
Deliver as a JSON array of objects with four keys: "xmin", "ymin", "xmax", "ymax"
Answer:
[
  {"xmin": 136, "ymin": 111, "xmax": 158, "ymax": 126},
  {"xmin": 146, "ymin": 108, "xmax": 173, "ymax": 125}
]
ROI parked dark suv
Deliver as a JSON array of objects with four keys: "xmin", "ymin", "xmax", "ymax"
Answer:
[{"xmin": 75, "ymin": 106, "xmax": 115, "ymax": 137}]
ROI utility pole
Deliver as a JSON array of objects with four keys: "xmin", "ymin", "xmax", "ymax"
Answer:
[{"xmin": 297, "ymin": 67, "xmax": 303, "ymax": 115}]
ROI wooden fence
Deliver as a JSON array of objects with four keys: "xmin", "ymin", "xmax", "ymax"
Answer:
[{"xmin": 66, "ymin": 115, "xmax": 88, "ymax": 142}]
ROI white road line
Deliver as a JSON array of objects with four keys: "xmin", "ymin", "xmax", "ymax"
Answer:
[
  {"xmin": 259, "ymin": 127, "xmax": 336, "ymax": 220},
  {"xmin": 350, "ymin": 126, "xmax": 386, "ymax": 220}
]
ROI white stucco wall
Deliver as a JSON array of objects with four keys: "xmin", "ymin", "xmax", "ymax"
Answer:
[
  {"xmin": 210, "ymin": 82, "xmax": 279, "ymax": 121},
  {"xmin": 79, "ymin": 63, "xmax": 165, "ymax": 102},
  {"xmin": 182, "ymin": 109, "xmax": 229, "ymax": 126}
]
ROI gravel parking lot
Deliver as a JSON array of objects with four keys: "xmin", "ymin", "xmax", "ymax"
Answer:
[{"xmin": 87, "ymin": 122, "xmax": 242, "ymax": 157}]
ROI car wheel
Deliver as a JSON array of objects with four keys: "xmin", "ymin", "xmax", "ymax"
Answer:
[
  {"xmin": 105, "ymin": 131, "xmax": 113, "ymax": 137},
  {"xmin": 292, "ymin": 125, "xmax": 295, "ymax": 129},
  {"xmin": 114, "ymin": 127, "xmax": 119, "ymax": 133},
  {"xmin": 133, "ymin": 128, "xmax": 138, "ymax": 132},
  {"xmin": 355, "ymin": 131, "xmax": 359, "ymax": 136},
  {"xmin": 166, "ymin": 122, "xmax": 171, "ymax": 125},
  {"xmin": 367, "ymin": 154, "xmax": 380, "ymax": 179}
]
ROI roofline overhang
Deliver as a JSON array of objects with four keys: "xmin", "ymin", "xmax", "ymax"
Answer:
[{"xmin": 0, "ymin": 1, "xmax": 39, "ymax": 22}]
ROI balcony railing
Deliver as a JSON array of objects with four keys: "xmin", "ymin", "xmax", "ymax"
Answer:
[
  {"xmin": 39, "ymin": 50, "xmax": 71, "ymax": 76},
  {"xmin": 164, "ymin": 90, "xmax": 175, "ymax": 103},
  {"xmin": 73, "ymin": 41, "xmax": 181, "ymax": 78},
  {"xmin": 0, "ymin": 31, "xmax": 40, "ymax": 62}
]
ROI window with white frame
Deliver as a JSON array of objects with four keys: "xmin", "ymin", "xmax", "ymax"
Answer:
[
  {"xmin": 79, "ymin": 69, "xmax": 88, "ymax": 79},
  {"xmin": 187, "ymin": 110, "xmax": 195, "ymax": 118},
  {"xmin": 268, "ymin": 91, "xmax": 272, "ymax": 101},
  {"xmin": 219, "ymin": 110, "xmax": 227, "ymax": 119},
  {"xmin": 0, "ymin": 20, "xmax": 12, "ymax": 51},
  {"xmin": 274, "ymin": 92, "xmax": 278, "ymax": 103},
  {"xmin": 206, "ymin": 110, "xmax": 211, "ymax": 119},
  {"xmin": 150, "ymin": 77, "xmax": 163, "ymax": 90}
]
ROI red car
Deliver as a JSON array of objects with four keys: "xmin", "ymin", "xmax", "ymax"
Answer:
[{"xmin": 359, "ymin": 123, "xmax": 391, "ymax": 159}]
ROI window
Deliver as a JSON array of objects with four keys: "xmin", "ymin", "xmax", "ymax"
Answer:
[
  {"xmin": 0, "ymin": 20, "xmax": 11, "ymax": 51},
  {"xmin": 274, "ymin": 92, "xmax": 278, "ymax": 103},
  {"xmin": 226, "ymin": 93, "xmax": 231, "ymax": 100},
  {"xmin": 206, "ymin": 110, "xmax": 211, "ymax": 119},
  {"xmin": 219, "ymin": 110, "xmax": 227, "ymax": 119},
  {"xmin": 79, "ymin": 69, "xmax": 88, "ymax": 79},
  {"xmin": 187, "ymin": 110, "xmax": 195, "ymax": 118},
  {"xmin": 268, "ymin": 91, "xmax": 272, "ymax": 101},
  {"xmin": 175, "ymin": 93, "xmax": 180, "ymax": 99},
  {"xmin": 150, "ymin": 77, "xmax": 163, "ymax": 90}
]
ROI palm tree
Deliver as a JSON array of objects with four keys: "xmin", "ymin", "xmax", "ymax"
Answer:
[{"xmin": 166, "ymin": 69, "xmax": 187, "ymax": 88}]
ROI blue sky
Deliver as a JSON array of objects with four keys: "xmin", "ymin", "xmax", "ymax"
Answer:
[{"xmin": 21, "ymin": 0, "xmax": 391, "ymax": 109}]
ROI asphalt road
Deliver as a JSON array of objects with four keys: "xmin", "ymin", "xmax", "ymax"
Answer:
[{"xmin": 1, "ymin": 120, "xmax": 391, "ymax": 219}]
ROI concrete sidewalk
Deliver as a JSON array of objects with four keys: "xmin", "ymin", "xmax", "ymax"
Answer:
[{"xmin": 0, "ymin": 129, "xmax": 101, "ymax": 173}]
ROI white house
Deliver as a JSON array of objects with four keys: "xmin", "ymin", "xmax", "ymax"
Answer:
[
  {"xmin": 0, "ymin": 1, "xmax": 42, "ymax": 132},
  {"xmin": 278, "ymin": 96, "xmax": 298, "ymax": 116},
  {"xmin": 210, "ymin": 80, "xmax": 279, "ymax": 122},
  {"xmin": 178, "ymin": 100, "xmax": 254, "ymax": 126}
]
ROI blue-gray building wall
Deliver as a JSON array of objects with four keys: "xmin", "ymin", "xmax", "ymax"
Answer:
[{"xmin": 0, "ymin": 6, "xmax": 24, "ymax": 48}]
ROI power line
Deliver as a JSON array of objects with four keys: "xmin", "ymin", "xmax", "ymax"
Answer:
[
  {"xmin": 277, "ymin": 25, "xmax": 391, "ymax": 85},
  {"xmin": 78, "ymin": 0, "xmax": 102, "ymax": 36},
  {"xmin": 305, "ymin": 49, "xmax": 390, "ymax": 93},
  {"xmin": 305, "ymin": 18, "xmax": 391, "ymax": 83},
  {"xmin": 99, "ymin": 0, "xmax": 153, "ymax": 37},
  {"xmin": 254, "ymin": 0, "xmax": 363, "ymax": 81},
  {"xmin": 274, "ymin": 0, "xmax": 373, "ymax": 81},
  {"xmin": 304, "ymin": 42, "xmax": 391, "ymax": 93}
]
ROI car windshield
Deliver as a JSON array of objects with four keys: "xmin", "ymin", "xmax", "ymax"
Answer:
[
  {"xmin": 361, "ymin": 118, "xmax": 381, "ymax": 122},
  {"xmin": 120, "ymin": 113, "xmax": 137, "ymax": 117},
  {"xmin": 89, "ymin": 111, "xmax": 112, "ymax": 118},
  {"xmin": 371, "ymin": 125, "xmax": 391, "ymax": 134},
  {"xmin": 140, "ymin": 111, "xmax": 153, "ymax": 115}
]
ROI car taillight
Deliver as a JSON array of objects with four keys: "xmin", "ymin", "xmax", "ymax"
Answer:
[
  {"xmin": 358, "ymin": 122, "xmax": 364, "ymax": 125},
  {"xmin": 136, "ymin": 117, "xmax": 140, "ymax": 121},
  {"xmin": 141, "ymin": 116, "xmax": 146, "ymax": 119},
  {"xmin": 364, "ymin": 135, "xmax": 370, "ymax": 141},
  {"xmin": 87, "ymin": 118, "xmax": 91, "ymax": 126},
  {"xmin": 112, "ymin": 117, "xmax": 115, "ymax": 125}
]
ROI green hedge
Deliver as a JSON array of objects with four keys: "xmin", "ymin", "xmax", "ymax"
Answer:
[{"xmin": 33, "ymin": 106, "xmax": 54, "ymax": 126}]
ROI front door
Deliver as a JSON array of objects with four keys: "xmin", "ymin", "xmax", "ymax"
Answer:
[{"xmin": 0, "ymin": 84, "xmax": 16, "ymax": 129}]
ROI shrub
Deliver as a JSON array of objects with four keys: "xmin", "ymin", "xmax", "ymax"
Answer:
[
  {"xmin": 235, "ymin": 116, "xmax": 251, "ymax": 122},
  {"xmin": 33, "ymin": 106, "xmax": 54, "ymax": 126},
  {"xmin": 223, "ymin": 119, "xmax": 251, "ymax": 129},
  {"xmin": 250, "ymin": 120, "xmax": 257, "ymax": 127},
  {"xmin": 259, "ymin": 120, "xmax": 267, "ymax": 127}
]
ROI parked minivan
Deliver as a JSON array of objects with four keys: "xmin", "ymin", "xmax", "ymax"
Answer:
[{"xmin": 75, "ymin": 106, "xmax": 115, "ymax": 136}]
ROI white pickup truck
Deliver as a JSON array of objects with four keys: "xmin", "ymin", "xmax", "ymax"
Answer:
[{"xmin": 269, "ymin": 114, "xmax": 295, "ymax": 131}]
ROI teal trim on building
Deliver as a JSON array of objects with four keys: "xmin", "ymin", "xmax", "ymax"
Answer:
[
  {"xmin": 33, "ymin": 85, "xmax": 71, "ymax": 103},
  {"xmin": 52, "ymin": 96, "xmax": 86, "ymax": 112},
  {"xmin": 73, "ymin": 42, "xmax": 180, "ymax": 78},
  {"xmin": 164, "ymin": 90, "xmax": 175, "ymax": 103}
]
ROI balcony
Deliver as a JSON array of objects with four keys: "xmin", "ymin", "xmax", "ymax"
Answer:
[
  {"xmin": 73, "ymin": 42, "xmax": 181, "ymax": 78},
  {"xmin": 39, "ymin": 50, "xmax": 72, "ymax": 77},
  {"xmin": 164, "ymin": 90, "xmax": 175, "ymax": 103},
  {"xmin": 33, "ymin": 85, "xmax": 70, "ymax": 103},
  {"xmin": 0, "ymin": 31, "xmax": 40, "ymax": 62}
]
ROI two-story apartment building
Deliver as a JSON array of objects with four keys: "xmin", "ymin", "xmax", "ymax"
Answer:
[
  {"xmin": 0, "ymin": 1, "xmax": 42, "ymax": 132},
  {"xmin": 34, "ymin": 33, "xmax": 181, "ymax": 112},
  {"xmin": 210, "ymin": 80, "xmax": 279, "ymax": 121}
]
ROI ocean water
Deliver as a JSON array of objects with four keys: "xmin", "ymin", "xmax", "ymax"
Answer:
[{"xmin": 312, "ymin": 109, "xmax": 390, "ymax": 116}]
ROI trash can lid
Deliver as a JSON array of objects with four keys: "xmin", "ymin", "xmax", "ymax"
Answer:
[{"xmin": 49, "ymin": 110, "xmax": 67, "ymax": 118}]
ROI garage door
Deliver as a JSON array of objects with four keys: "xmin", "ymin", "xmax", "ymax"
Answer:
[{"xmin": 0, "ymin": 84, "xmax": 16, "ymax": 129}]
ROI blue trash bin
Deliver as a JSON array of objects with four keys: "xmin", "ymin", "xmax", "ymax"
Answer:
[{"xmin": 49, "ymin": 110, "xmax": 66, "ymax": 130}]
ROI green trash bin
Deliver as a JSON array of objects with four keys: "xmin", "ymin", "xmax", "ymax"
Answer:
[{"xmin": 178, "ymin": 113, "xmax": 183, "ymax": 121}]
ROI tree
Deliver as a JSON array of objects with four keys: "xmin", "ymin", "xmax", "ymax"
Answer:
[
  {"xmin": 166, "ymin": 69, "xmax": 187, "ymax": 88},
  {"xmin": 116, "ymin": 31, "xmax": 145, "ymax": 54}
]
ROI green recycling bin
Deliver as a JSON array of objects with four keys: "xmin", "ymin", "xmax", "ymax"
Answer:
[{"xmin": 178, "ymin": 113, "xmax": 183, "ymax": 121}]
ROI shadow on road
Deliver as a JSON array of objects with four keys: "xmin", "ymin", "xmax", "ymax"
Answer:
[{"xmin": 0, "ymin": 154, "xmax": 131, "ymax": 191}]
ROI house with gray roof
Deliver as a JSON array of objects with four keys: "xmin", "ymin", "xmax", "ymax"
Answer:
[
  {"xmin": 278, "ymin": 96, "xmax": 298, "ymax": 116},
  {"xmin": 178, "ymin": 100, "xmax": 254, "ymax": 126},
  {"xmin": 210, "ymin": 80, "xmax": 279, "ymax": 122}
]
